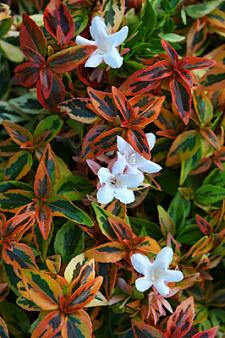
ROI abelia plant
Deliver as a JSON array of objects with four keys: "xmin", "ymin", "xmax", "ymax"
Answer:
[{"xmin": 0, "ymin": 0, "xmax": 224, "ymax": 337}]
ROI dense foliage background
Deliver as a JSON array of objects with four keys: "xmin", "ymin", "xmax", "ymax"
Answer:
[{"xmin": 0, "ymin": 0, "xmax": 224, "ymax": 337}]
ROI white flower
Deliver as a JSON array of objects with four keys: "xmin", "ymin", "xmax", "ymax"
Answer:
[
  {"xmin": 117, "ymin": 133, "xmax": 162, "ymax": 177},
  {"xmin": 97, "ymin": 153, "xmax": 143, "ymax": 204},
  {"xmin": 131, "ymin": 247, "xmax": 184, "ymax": 296},
  {"xmin": 76, "ymin": 16, "xmax": 128, "ymax": 69}
]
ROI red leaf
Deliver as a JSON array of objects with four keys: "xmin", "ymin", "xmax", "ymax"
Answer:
[
  {"xmin": 65, "ymin": 276, "xmax": 103, "ymax": 312},
  {"xmin": 2, "ymin": 242, "xmax": 38, "ymax": 272},
  {"xmin": 108, "ymin": 216, "xmax": 134, "ymax": 241},
  {"xmin": 44, "ymin": 0, "xmax": 75, "ymax": 45},
  {"xmin": 137, "ymin": 95, "xmax": 165, "ymax": 126},
  {"xmin": 179, "ymin": 56, "xmax": 215, "ymax": 71},
  {"xmin": 0, "ymin": 316, "xmax": 9, "ymax": 338},
  {"xmin": 35, "ymin": 205, "xmax": 53, "ymax": 240},
  {"xmin": 39, "ymin": 68, "xmax": 53, "ymax": 100},
  {"xmin": 85, "ymin": 242, "xmax": 127, "ymax": 263},
  {"xmin": 61, "ymin": 310, "xmax": 92, "ymax": 338},
  {"xmin": 2, "ymin": 212, "xmax": 35, "ymax": 241},
  {"xmin": 37, "ymin": 73, "xmax": 66, "ymax": 109},
  {"xmin": 34, "ymin": 158, "xmax": 52, "ymax": 199},
  {"xmin": 112, "ymin": 86, "xmax": 136, "ymax": 121},
  {"xmin": 88, "ymin": 88, "xmax": 119, "ymax": 122},
  {"xmin": 196, "ymin": 214, "xmax": 213, "ymax": 235},
  {"xmin": 119, "ymin": 60, "xmax": 171, "ymax": 95},
  {"xmin": 47, "ymin": 45, "xmax": 96, "ymax": 73},
  {"xmin": 166, "ymin": 297, "xmax": 194, "ymax": 338},
  {"xmin": 126, "ymin": 128, "xmax": 151, "ymax": 159},
  {"xmin": 200, "ymin": 127, "xmax": 221, "ymax": 150},
  {"xmin": 169, "ymin": 77, "xmax": 192, "ymax": 125},
  {"xmin": 2, "ymin": 121, "xmax": 33, "ymax": 147},
  {"xmin": 90, "ymin": 127, "xmax": 122, "ymax": 157},
  {"xmin": 13, "ymin": 62, "xmax": 40, "ymax": 87},
  {"xmin": 31, "ymin": 310, "xmax": 64, "ymax": 338},
  {"xmin": 161, "ymin": 39, "xmax": 179, "ymax": 65},
  {"xmin": 20, "ymin": 14, "xmax": 47, "ymax": 60},
  {"xmin": 192, "ymin": 327, "xmax": 218, "ymax": 338},
  {"xmin": 132, "ymin": 319, "xmax": 166, "ymax": 338},
  {"xmin": 81, "ymin": 124, "xmax": 111, "ymax": 158}
]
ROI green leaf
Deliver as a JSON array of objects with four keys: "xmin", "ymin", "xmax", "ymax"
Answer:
[
  {"xmin": 166, "ymin": 130, "xmax": 201, "ymax": 166},
  {"xmin": 141, "ymin": 0, "xmax": 156, "ymax": 39},
  {"xmin": 203, "ymin": 164, "xmax": 225, "ymax": 187},
  {"xmin": 54, "ymin": 221, "xmax": 84, "ymax": 263},
  {"xmin": 33, "ymin": 115, "xmax": 63, "ymax": 146},
  {"xmin": 157, "ymin": 205, "xmax": 175, "ymax": 236},
  {"xmin": 8, "ymin": 93, "xmax": 46, "ymax": 115},
  {"xmin": 194, "ymin": 184, "xmax": 225, "ymax": 205},
  {"xmin": 176, "ymin": 225, "xmax": 202, "ymax": 244},
  {"xmin": 0, "ymin": 39, "xmax": 24, "ymax": 63},
  {"xmin": 55, "ymin": 175, "xmax": 93, "ymax": 201},
  {"xmin": 159, "ymin": 33, "xmax": 185, "ymax": 42},
  {"xmin": 168, "ymin": 192, "xmax": 191, "ymax": 230},
  {"xmin": 0, "ymin": 301, "xmax": 30, "ymax": 338},
  {"xmin": 185, "ymin": 0, "xmax": 224, "ymax": 18},
  {"xmin": 0, "ymin": 18, "xmax": 13, "ymax": 38},
  {"xmin": 130, "ymin": 217, "xmax": 162, "ymax": 240},
  {"xmin": 49, "ymin": 197, "xmax": 93, "ymax": 227},
  {"xmin": 4, "ymin": 150, "xmax": 33, "ymax": 180},
  {"xmin": 193, "ymin": 93, "xmax": 213, "ymax": 127}
]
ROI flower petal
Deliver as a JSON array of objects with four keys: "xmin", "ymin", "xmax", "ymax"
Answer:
[
  {"xmin": 119, "ymin": 172, "xmax": 144, "ymax": 188},
  {"xmin": 90, "ymin": 16, "xmax": 107, "ymax": 39},
  {"xmin": 97, "ymin": 185, "xmax": 114, "ymax": 204},
  {"xmin": 114, "ymin": 187, "xmax": 135, "ymax": 204},
  {"xmin": 89, "ymin": 16, "xmax": 110, "ymax": 51},
  {"xmin": 97, "ymin": 167, "xmax": 112, "ymax": 184},
  {"xmin": 131, "ymin": 253, "xmax": 153, "ymax": 275},
  {"xmin": 154, "ymin": 247, "xmax": 174, "ymax": 270},
  {"xmin": 146, "ymin": 133, "xmax": 156, "ymax": 150},
  {"xmin": 154, "ymin": 280, "xmax": 170, "ymax": 296},
  {"xmin": 76, "ymin": 36, "xmax": 96, "ymax": 46},
  {"xmin": 109, "ymin": 26, "xmax": 129, "ymax": 47},
  {"xmin": 135, "ymin": 277, "xmax": 153, "ymax": 292},
  {"xmin": 112, "ymin": 152, "xmax": 127, "ymax": 176},
  {"xmin": 103, "ymin": 47, "xmax": 123, "ymax": 68},
  {"xmin": 137, "ymin": 156, "xmax": 162, "ymax": 174},
  {"xmin": 85, "ymin": 51, "xmax": 103, "ymax": 68},
  {"xmin": 163, "ymin": 269, "xmax": 184, "ymax": 283},
  {"xmin": 117, "ymin": 136, "xmax": 133, "ymax": 156}
]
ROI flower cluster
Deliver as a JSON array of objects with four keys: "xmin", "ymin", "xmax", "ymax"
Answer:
[{"xmin": 96, "ymin": 134, "xmax": 162, "ymax": 204}]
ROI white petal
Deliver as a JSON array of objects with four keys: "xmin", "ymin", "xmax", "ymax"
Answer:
[
  {"xmin": 117, "ymin": 136, "xmax": 133, "ymax": 156},
  {"xmin": 119, "ymin": 172, "xmax": 144, "ymax": 188},
  {"xmin": 76, "ymin": 36, "xmax": 96, "ymax": 46},
  {"xmin": 154, "ymin": 247, "xmax": 174, "ymax": 270},
  {"xmin": 131, "ymin": 253, "xmax": 153, "ymax": 275},
  {"xmin": 109, "ymin": 26, "xmax": 129, "ymax": 47},
  {"xmin": 97, "ymin": 185, "xmax": 114, "ymax": 204},
  {"xmin": 146, "ymin": 133, "xmax": 156, "ymax": 150},
  {"xmin": 114, "ymin": 187, "xmax": 135, "ymax": 204},
  {"xmin": 163, "ymin": 270, "xmax": 184, "ymax": 283},
  {"xmin": 97, "ymin": 167, "xmax": 112, "ymax": 184},
  {"xmin": 85, "ymin": 51, "xmax": 103, "ymax": 68},
  {"xmin": 137, "ymin": 157, "xmax": 162, "ymax": 174},
  {"xmin": 112, "ymin": 152, "xmax": 127, "ymax": 176},
  {"xmin": 90, "ymin": 16, "xmax": 107, "ymax": 41},
  {"xmin": 154, "ymin": 280, "xmax": 170, "ymax": 296},
  {"xmin": 135, "ymin": 277, "xmax": 153, "ymax": 292},
  {"xmin": 103, "ymin": 47, "xmax": 123, "ymax": 68}
]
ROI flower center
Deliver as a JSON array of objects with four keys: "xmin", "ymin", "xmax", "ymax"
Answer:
[
  {"xmin": 128, "ymin": 153, "xmax": 137, "ymax": 165},
  {"xmin": 150, "ymin": 268, "xmax": 162, "ymax": 282},
  {"xmin": 109, "ymin": 176, "xmax": 123, "ymax": 188}
]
